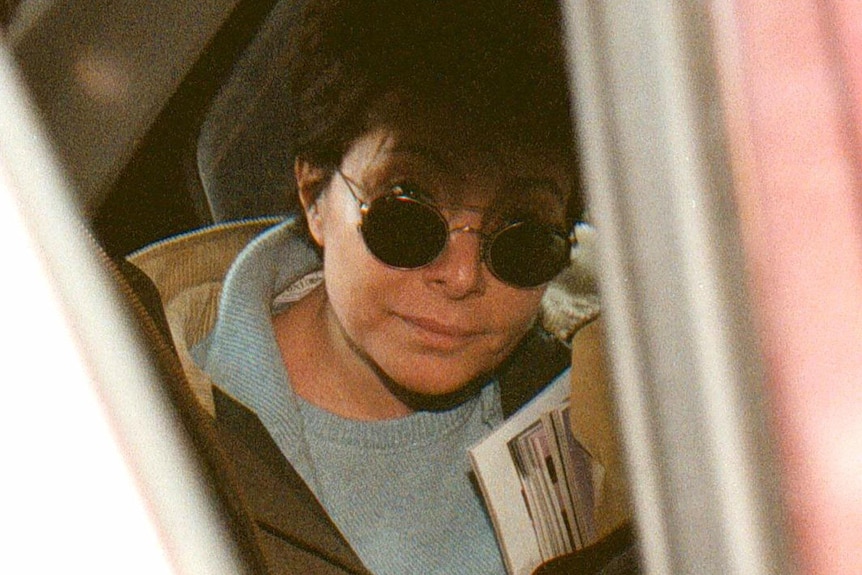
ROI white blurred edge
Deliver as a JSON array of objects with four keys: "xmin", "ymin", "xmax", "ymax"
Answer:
[{"xmin": 0, "ymin": 41, "xmax": 245, "ymax": 574}]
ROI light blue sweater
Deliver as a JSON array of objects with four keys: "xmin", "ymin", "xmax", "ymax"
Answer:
[{"xmin": 193, "ymin": 220, "xmax": 507, "ymax": 574}]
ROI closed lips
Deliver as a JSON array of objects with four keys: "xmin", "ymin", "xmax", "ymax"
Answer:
[{"xmin": 397, "ymin": 314, "xmax": 486, "ymax": 338}]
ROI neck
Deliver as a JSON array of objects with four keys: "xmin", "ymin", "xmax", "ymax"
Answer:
[{"xmin": 274, "ymin": 286, "xmax": 413, "ymax": 420}]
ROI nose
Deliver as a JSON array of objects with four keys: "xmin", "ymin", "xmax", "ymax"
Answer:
[{"xmin": 422, "ymin": 226, "xmax": 486, "ymax": 299}]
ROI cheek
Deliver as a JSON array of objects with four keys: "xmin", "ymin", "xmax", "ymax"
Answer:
[
  {"xmin": 316, "ymin": 192, "xmax": 372, "ymax": 305},
  {"xmin": 319, "ymin": 215, "xmax": 394, "ymax": 333},
  {"xmin": 506, "ymin": 290, "xmax": 545, "ymax": 324},
  {"xmin": 486, "ymin": 287, "xmax": 546, "ymax": 351}
]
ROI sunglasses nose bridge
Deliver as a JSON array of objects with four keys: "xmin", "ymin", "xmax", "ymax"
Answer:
[
  {"xmin": 443, "ymin": 199, "xmax": 488, "ymax": 232},
  {"xmin": 444, "ymin": 222, "xmax": 486, "ymax": 248},
  {"xmin": 447, "ymin": 223, "xmax": 483, "ymax": 236},
  {"xmin": 423, "ymin": 224, "xmax": 488, "ymax": 297},
  {"xmin": 448, "ymin": 223, "xmax": 495, "ymax": 259}
]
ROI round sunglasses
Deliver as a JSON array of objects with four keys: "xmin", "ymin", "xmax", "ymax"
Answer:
[{"xmin": 335, "ymin": 169, "xmax": 574, "ymax": 288}]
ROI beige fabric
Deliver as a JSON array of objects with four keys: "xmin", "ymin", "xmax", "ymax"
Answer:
[
  {"xmin": 539, "ymin": 223, "xmax": 601, "ymax": 341},
  {"xmin": 569, "ymin": 319, "xmax": 633, "ymax": 538},
  {"xmin": 129, "ymin": 218, "xmax": 282, "ymax": 414}
]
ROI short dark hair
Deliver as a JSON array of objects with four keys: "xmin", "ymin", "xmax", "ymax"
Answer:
[{"xmin": 281, "ymin": 0, "xmax": 583, "ymax": 221}]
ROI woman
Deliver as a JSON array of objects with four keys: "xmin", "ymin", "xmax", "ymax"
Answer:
[{"xmin": 132, "ymin": 0, "xmax": 633, "ymax": 573}]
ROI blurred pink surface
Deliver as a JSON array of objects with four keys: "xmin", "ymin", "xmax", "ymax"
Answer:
[{"xmin": 718, "ymin": 0, "xmax": 862, "ymax": 572}]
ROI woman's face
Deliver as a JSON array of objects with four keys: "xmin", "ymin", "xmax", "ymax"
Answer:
[{"xmin": 301, "ymin": 106, "xmax": 572, "ymax": 400}]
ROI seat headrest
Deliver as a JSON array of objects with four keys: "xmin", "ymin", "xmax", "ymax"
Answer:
[{"xmin": 197, "ymin": 0, "xmax": 301, "ymax": 222}]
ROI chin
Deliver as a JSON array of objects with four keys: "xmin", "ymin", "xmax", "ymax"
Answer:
[{"xmin": 380, "ymin": 357, "xmax": 496, "ymax": 411}]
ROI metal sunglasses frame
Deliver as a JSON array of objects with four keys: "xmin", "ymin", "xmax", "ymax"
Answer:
[{"xmin": 334, "ymin": 168, "xmax": 574, "ymax": 288}]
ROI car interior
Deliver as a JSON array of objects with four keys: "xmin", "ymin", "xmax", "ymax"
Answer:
[
  {"xmin": 13, "ymin": 0, "xmax": 291, "ymax": 257},
  {"xmin": 4, "ymin": 0, "xmax": 862, "ymax": 573}
]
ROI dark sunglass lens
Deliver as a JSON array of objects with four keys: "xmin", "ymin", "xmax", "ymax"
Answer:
[
  {"xmin": 361, "ymin": 196, "xmax": 448, "ymax": 268},
  {"xmin": 488, "ymin": 222, "xmax": 570, "ymax": 287}
]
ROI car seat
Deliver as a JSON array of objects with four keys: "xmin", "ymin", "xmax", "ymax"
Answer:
[{"xmin": 196, "ymin": 0, "xmax": 301, "ymax": 222}]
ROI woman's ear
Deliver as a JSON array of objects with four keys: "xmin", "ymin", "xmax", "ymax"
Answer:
[{"xmin": 295, "ymin": 157, "xmax": 329, "ymax": 247}]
